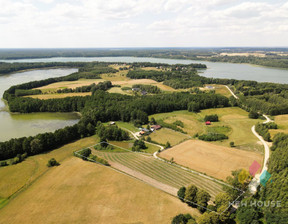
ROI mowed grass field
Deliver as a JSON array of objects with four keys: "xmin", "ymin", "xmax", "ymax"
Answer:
[
  {"xmin": 25, "ymin": 92, "xmax": 91, "ymax": 99},
  {"xmin": 205, "ymin": 84, "xmax": 232, "ymax": 98},
  {"xmin": 149, "ymin": 128, "xmax": 189, "ymax": 146},
  {"xmin": 108, "ymin": 140, "xmax": 161, "ymax": 154},
  {"xmin": 0, "ymin": 136, "xmax": 99, "ymax": 201},
  {"xmin": 269, "ymin": 114, "xmax": 288, "ymax": 138},
  {"xmin": 35, "ymin": 79, "xmax": 106, "ymax": 92},
  {"xmin": 0, "ymin": 157, "xmax": 198, "ymax": 224},
  {"xmin": 150, "ymin": 107, "xmax": 263, "ymax": 152},
  {"xmin": 160, "ymin": 140, "xmax": 263, "ymax": 181},
  {"xmin": 94, "ymin": 150, "xmax": 225, "ymax": 200}
]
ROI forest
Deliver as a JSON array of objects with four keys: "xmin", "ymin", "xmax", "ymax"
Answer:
[
  {"xmin": 1, "ymin": 60, "xmax": 288, "ymax": 162},
  {"xmin": 234, "ymin": 133, "xmax": 288, "ymax": 223},
  {"xmin": 1, "ymin": 48, "xmax": 288, "ymax": 69}
]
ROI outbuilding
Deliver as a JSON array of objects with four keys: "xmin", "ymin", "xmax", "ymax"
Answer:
[{"xmin": 205, "ymin": 121, "xmax": 211, "ymax": 125}]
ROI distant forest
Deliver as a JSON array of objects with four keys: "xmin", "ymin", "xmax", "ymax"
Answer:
[{"xmin": 1, "ymin": 48, "xmax": 288, "ymax": 69}]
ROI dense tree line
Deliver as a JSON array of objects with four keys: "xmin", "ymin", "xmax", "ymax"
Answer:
[
  {"xmin": 132, "ymin": 140, "xmax": 147, "ymax": 152},
  {"xmin": 204, "ymin": 114, "xmax": 219, "ymax": 122},
  {"xmin": 235, "ymin": 133, "xmax": 288, "ymax": 223},
  {"xmin": 0, "ymin": 62, "xmax": 85, "ymax": 75},
  {"xmin": 132, "ymin": 84, "xmax": 161, "ymax": 94},
  {"xmin": 255, "ymin": 122, "xmax": 278, "ymax": 142},
  {"xmin": 56, "ymin": 81, "xmax": 112, "ymax": 94},
  {"xmin": 0, "ymin": 119, "xmax": 96, "ymax": 160},
  {"xmin": 15, "ymin": 89, "xmax": 42, "ymax": 97},
  {"xmin": 1, "ymin": 90, "xmax": 229, "ymax": 160},
  {"xmin": 177, "ymin": 184, "xmax": 211, "ymax": 213},
  {"xmin": 96, "ymin": 122, "xmax": 129, "ymax": 141},
  {"xmin": 198, "ymin": 133, "xmax": 228, "ymax": 141}
]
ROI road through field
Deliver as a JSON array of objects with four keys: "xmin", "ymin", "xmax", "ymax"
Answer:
[{"xmin": 226, "ymin": 85, "xmax": 271, "ymax": 193}]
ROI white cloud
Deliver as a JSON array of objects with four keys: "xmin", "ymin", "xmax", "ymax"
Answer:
[{"xmin": 0, "ymin": 0, "xmax": 288, "ymax": 47}]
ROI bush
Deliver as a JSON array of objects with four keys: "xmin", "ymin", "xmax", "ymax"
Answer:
[
  {"xmin": 199, "ymin": 133, "xmax": 228, "ymax": 141},
  {"xmin": 88, "ymin": 154, "xmax": 109, "ymax": 166},
  {"xmin": 177, "ymin": 186, "xmax": 186, "ymax": 201},
  {"xmin": 0, "ymin": 161, "xmax": 8, "ymax": 166},
  {"xmin": 173, "ymin": 120, "xmax": 184, "ymax": 128},
  {"xmin": 230, "ymin": 142, "xmax": 235, "ymax": 147},
  {"xmin": 132, "ymin": 140, "xmax": 147, "ymax": 151},
  {"xmin": 165, "ymin": 141, "xmax": 171, "ymax": 149},
  {"xmin": 76, "ymin": 148, "xmax": 91, "ymax": 160},
  {"xmin": 171, "ymin": 214, "xmax": 196, "ymax": 224},
  {"xmin": 204, "ymin": 114, "xmax": 219, "ymax": 122},
  {"xmin": 47, "ymin": 158, "xmax": 60, "ymax": 167},
  {"xmin": 249, "ymin": 111, "xmax": 259, "ymax": 119}
]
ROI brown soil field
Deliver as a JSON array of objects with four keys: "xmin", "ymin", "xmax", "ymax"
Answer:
[
  {"xmin": 160, "ymin": 140, "xmax": 263, "ymax": 181},
  {"xmin": 0, "ymin": 157, "xmax": 198, "ymax": 224}
]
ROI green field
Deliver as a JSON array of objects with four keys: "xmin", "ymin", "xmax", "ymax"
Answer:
[
  {"xmin": 150, "ymin": 107, "xmax": 263, "ymax": 151},
  {"xmin": 107, "ymin": 140, "xmax": 161, "ymax": 154},
  {"xmin": 270, "ymin": 114, "xmax": 288, "ymax": 138},
  {"xmin": 149, "ymin": 128, "xmax": 189, "ymax": 146},
  {"xmin": 93, "ymin": 150, "xmax": 225, "ymax": 199}
]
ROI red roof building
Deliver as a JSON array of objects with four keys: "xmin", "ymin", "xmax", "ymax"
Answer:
[{"xmin": 205, "ymin": 121, "xmax": 211, "ymax": 125}]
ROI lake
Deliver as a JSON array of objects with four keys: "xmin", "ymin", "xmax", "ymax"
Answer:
[
  {"xmin": 1, "ymin": 56, "xmax": 287, "ymax": 141},
  {"xmin": 0, "ymin": 68, "xmax": 80, "ymax": 141},
  {"xmin": 1, "ymin": 56, "xmax": 288, "ymax": 84}
]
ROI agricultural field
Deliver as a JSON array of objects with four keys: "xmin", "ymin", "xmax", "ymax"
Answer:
[
  {"xmin": 204, "ymin": 84, "xmax": 232, "ymax": 98},
  {"xmin": 107, "ymin": 87, "xmax": 130, "ymax": 95},
  {"xmin": 269, "ymin": 114, "xmax": 288, "ymax": 138},
  {"xmin": 35, "ymin": 79, "xmax": 106, "ymax": 93},
  {"xmin": 0, "ymin": 135, "xmax": 99, "ymax": 207},
  {"xmin": 149, "ymin": 127, "xmax": 189, "ymax": 146},
  {"xmin": 94, "ymin": 150, "xmax": 225, "ymax": 200},
  {"xmin": 160, "ymin": 140, "xmax": 263, "ymax": 181},
  {"xmin": 108, "ymin": 140, "xmax": 160, "ymax": 154},
  {"xmin": 25, "ymin": 92, "xmax": 91, "ymax": 99},
  {"xmin": 114, "ymin": 121, "xmax": 139, "ymax": 132},
  {"xmin": 0, "ymin": 157, "xmax": 198, "ymax": 224},
  {"xmin": 150, "ymin": 107, "xmax": 263, "ymax": 152}
]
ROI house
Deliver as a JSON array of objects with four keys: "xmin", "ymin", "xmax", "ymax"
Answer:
[
  {"xmin": 205, "ymin": 121, "xmax": 211, "ymax": 125},
  {"xmin": 139, "ymin": 131, "xmax": 146, "ymax": 135},
  {"xmin": 141, "ymin": 128, "xmax": 150, "ymax": 132},
  {"xmin": 151, "ymin": 125, "xmax": 161, "ymax": 130}
]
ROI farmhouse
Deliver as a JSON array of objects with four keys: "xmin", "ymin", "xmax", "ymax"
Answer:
[
  {"xmin": 139, "ymin": 131, "xmax": 146, "ymax": 135},
  {"xmin": 205, "ymin": 121, "xmax": 211, "ymax": 125}
]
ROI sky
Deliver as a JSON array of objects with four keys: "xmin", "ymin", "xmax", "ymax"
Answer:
[{"xmin": 0, "ymin": 0, "xmax": 288, "ymax": 48}]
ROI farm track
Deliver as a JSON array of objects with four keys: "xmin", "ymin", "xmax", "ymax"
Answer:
[{"xmin": 94, "ymin": 150, "xmax": 224, "ymax": 198}]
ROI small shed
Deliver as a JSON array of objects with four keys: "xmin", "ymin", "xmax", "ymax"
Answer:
[
  {"xmin": 110, "ymin": 121, "xmax": 115, "ymax": 125},
  {"xmin": 205, "ymin": 121, "xmax": 211, "ymax": 125},
  {"xmin": 139, "ymin": 131, "xmax": 146, "ymax": 135}
]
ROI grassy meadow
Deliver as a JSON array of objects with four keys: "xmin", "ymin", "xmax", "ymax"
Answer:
[{"xmin": 150, "ymin": 107, "xmax": 264, "ymax": 152}]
